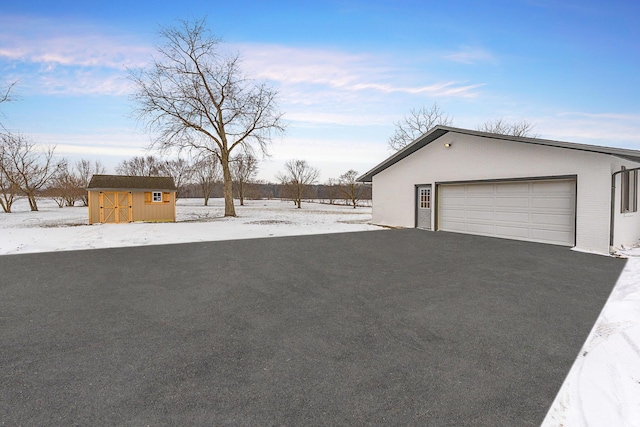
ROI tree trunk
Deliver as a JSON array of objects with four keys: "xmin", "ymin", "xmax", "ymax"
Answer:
[
  {"xmin": 28, "ymin": 194, "xmax": 38, "ymax": 211},
  {"xmin": 239, "ymin": 180, "xmax": 244, "ymax": 206},
  {"xmin": 221, "ymin": 152, "xmax": 236, "ymax": 217}
]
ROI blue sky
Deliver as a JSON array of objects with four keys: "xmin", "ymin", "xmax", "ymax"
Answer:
[{"xmin": 0, "ymin": 0, "xmax": 638, "ymax": 181}]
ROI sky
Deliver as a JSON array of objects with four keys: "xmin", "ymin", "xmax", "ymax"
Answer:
[{"xmin": 0, "ymin": 0, "xmax": 638, "ymax": 182}]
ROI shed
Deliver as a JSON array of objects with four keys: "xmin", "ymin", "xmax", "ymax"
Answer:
[
  {"xmin": 87, "ymin": 175, "xmax": 177, "ymax": 224},
  {"xmin": 358, "ymin": 126, "xmax": 640, "ymax": 254}
]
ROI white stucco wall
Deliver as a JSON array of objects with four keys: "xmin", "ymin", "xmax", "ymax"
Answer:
[
  {"xmin": 611, "ymin": 158, "xmax": 640, "ymax": 250},
  {"xmin": 371, "ymin": 132, "xmax": 633, "ymax": 254}
]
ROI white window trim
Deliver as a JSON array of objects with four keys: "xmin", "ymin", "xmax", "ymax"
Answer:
[{"xmin": 152, "ymin": 191, "xmax": 163, "ymax": 203}]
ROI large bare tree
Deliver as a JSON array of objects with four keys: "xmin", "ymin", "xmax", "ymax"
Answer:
[
  {"xmin": 277, "ymin": 159, "xmax": 319, "ymax": 209},
  {"xmin": 230, "ymin": 153, "xmax": 258, "ymax": 206},
  {"xmin": 130, "ymin": 18, "xmax": 284, "ymax": 217},
  {"xmin": 0, "ymin": 133, "xmax": 61, "ymax": 211},
  {"xmin": 477, "ymin": 118, "xmax": 538, "ymax": 137},
  {"xmin": 388, "ymin": 103, "xmax": 453, "ymax": 151}
]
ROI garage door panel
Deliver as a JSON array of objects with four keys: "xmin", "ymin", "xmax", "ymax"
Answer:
[
  {"xmin": 532, "ymin": 180, "xmax": 573, "ymax": 192},
  {"xmin": 531, "ymin": 213, "xmax": 573, "ymax": 226},
  {"xmin": 440, "ymin": 208, "xmax": 465, "ymax": 219},
  {"xmin": 494, "ymin": 225, "xmax": 530, "ymax": 239},
  {"xmin": 466, "ymin": 222, "xmax": 495, "ymax": 235},
  {"xmin": 494, "ymin": 211, "xmax": 529, "ymax": 223},
  {"xmin": 530, "ymin": 228, "xmax": 573, "ymax": 243},
  {"xmin": 440, "ymin": 219, "xmax": 467, "ymax": 232},
  {"xmin": 439, "ymin": 179, "xmax": 575, "ymax": 246},
  {"xmin": 440, "ymin": 197, "xmax": 466, "ymax": 208},
  {"xmin": 496, "ymin": 182, "xmax": 530, "ymax": 193},
  {"xmin": 531, "ymin": 197, "xmax": 574, "ymax": 209},
  {"xmin": 467, "ymin": 210, "xmax": 494, "ymax": 220},
  {"xmin": 495, "ymin": 197, "xmax": 530, "ymax": 208},
  {"xmin": 466, "ymin": 196, "xmax": 495, "ymax": 207}
]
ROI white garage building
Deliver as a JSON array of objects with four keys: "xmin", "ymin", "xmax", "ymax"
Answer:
[{"xmin": 358, "ymin": 126, "xmax": 640, "ymax": 254}]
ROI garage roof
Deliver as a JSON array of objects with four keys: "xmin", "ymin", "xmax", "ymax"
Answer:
[
  {"xmin": 357, "ymin": 126, "xmax": 640, "ymax": 182},
  {"xmin": 87, "ymin": 175, "xmax": 177, "ymax": 190}
]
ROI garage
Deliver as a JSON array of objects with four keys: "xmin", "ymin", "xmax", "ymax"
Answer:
[{"xmin": 438, "ymin": 178, "xmax": 576, "ymax": 246}]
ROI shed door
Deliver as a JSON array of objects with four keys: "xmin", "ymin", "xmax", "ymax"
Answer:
[
  {"xmin": 417, "ymin": 185, "xmax": 432, "ymax": 230},
  {"xmin": 438, "ymin": 179, "xmax": 575, "ymax": 246},
  {"xmin": 99, "ymin": 191, "xmax": 132, "ymax": 223}
]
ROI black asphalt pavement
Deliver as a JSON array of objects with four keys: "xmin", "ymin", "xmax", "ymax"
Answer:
[{"xmin": 0, "ymin": 229, "xmax": 625, "ymax": 426}]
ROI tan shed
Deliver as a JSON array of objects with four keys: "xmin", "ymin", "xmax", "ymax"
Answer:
[{"xmin": 87, "ymin": 175, "xmax": 177, "ymax": 224}]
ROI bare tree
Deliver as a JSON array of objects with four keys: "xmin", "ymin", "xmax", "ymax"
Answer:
[
  {"xmin": 231, "ymin": 153, "xmax": 258, "ymax": 206},
  {"xmin": 0, "ymin": 133, "xmax": 61, "ymax": 211},
  {"xmin": 338, "ymin": 169, "xmax": 366, "ymax": 208},
  {"xmin": 0, "ymin": 144, "xmax": 19, "ymax": 213},
  {"xmin": 75, "ymin": 159, "xmax": 106, "ymax": 206},
  {"xmin": 277, "ymin": 159, "xmax": 319, "ymax": 209},
  {"xmin": 130, "ymin": 18, "xmax": 284, "ymax": 217},
  {"xmin": 0, "ymin": 80, "xmax": 16, "ymax": 131},
  {"xmin": 325, "ymin": 178, "xmax": 337, "ymax": 205},
  {"xmin": 47, "ymin": 159, "xmax": 85, "ymax": 207},
  {"xmin": 115, "ymin": 155, "xmax": 167, "ymax": 176},
  {"xmin": 193, "ymin": 154, "xmax": 220, "ymax": 206},
  {"xmin": 477, "ymin": 118, "xmax": 538, "ymax": 137},
  {"xmin": 389, "ymin": 103, "xmax": 453, "ymax": 151},
  {"xmin": 163, "ymin": 158, "xmax": 192, "ymax": 200}
]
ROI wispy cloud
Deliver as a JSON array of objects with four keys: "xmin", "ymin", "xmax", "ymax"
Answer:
[
  {"xmin": 238, "ymin": 44, "xmax": 484, "ymax": 98},
  {"xmin": 444, "ymin": 47, "xmax": 496, "ymax": 64},
  {"xmin": 0, "ymin": 15, "xmax": 151, "ymax": 69},
  {"xmin": 0, "ymin": 15, "xmax": 151, "ymax": 95}
]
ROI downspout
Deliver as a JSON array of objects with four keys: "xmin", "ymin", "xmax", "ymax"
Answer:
[{"xmin": 610, "ymin": 166, "xmax": 640, "ymax": 250}]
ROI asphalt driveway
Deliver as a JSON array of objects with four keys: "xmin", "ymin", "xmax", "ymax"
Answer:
[{"xmin": 0, "ymin": 229, "xmax": 625, "ymax": 426}]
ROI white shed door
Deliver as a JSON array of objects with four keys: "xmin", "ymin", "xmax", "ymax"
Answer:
[{"xmin": 439, "ymin": 179, "xmax": 576, "ymax": 246}]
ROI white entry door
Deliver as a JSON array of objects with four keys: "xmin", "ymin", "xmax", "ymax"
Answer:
[{"xmin": 417, "ymin": 185, "xmax": 432, "ymax": 230}]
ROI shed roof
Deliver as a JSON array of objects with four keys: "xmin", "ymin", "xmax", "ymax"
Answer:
[
  {"xmin": 87, "ymin": 175, "xmax": 177, "ymax": 190},
  {"xmin": 357, "ymin": 126, "xmax": 640, "ymax": 182}
]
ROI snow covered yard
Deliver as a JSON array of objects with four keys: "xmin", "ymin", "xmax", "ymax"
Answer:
[
  {"xmin": 2, "ymin": 196, "xmax": 640, "ymax": 425},
  {"xmin": 0, "ymin": 197, "xmax": 384, "ymax": 255}
]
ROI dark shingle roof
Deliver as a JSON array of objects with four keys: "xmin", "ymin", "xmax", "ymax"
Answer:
[
  {"xmin": 87, "ymin": 175, "xmax": 176, "ymax": 190},
  {"xmin": 357, "ymin": 125, "xmax": 640, "ymax": 182}
]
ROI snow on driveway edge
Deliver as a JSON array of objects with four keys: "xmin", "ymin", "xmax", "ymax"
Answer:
[{"xmin": 542, "ymin": 256, "xmax": 640, "ymax": 427}]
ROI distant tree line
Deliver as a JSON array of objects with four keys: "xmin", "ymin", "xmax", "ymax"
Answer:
[{"xmin": 0, "ymin": 138, "xmax": 372, "ymax": 213}]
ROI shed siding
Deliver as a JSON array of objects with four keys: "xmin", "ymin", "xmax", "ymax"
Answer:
[
  {"xmin": 88, "ymin": 190, "xmax": 176, "ymax": 224},
  {"xmin": 131, "ymin": 191, "xmax": 175, "ymax": 222},
  {"xmin": 372, "ymin": 132, "xmax": 620, "ymax": 254},
  {"xmin": 88, "ymin": 190, "xmax": 100, "ymax": 224}
]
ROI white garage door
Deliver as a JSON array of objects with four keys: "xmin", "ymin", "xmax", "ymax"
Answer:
[{"xmin": 438, "ymin": 179, "xmax": 576, "ymax": 246}]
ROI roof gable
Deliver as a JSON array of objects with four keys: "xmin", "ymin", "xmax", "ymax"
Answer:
[
  {"xmin": 358, "ymin": 126, "xmax": 640, "ymax": 182},
  {"xmin": 87, "ymin": 175, "xmax": 177, "ymax": 190}
]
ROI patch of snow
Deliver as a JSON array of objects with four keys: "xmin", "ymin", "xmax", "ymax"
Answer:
[
  {"xmin": 543, "ymin": 247, "xmax": 640, "ymax": 427},
  {"xmin": 0, "ymin": 198, "xmax": 385, "ymax": 255}
]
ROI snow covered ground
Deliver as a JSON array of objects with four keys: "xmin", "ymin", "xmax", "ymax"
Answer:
[
  {"xmin": 1, "ymin": 197, "xmax": 639, "ymax": 425},
  {"xmin": 543, "ymin": 248, "xmax": 640, "ymax": 427},
  {"xmin": 0, "ymin": 198, "xmax": 384, "ymax": 255}
]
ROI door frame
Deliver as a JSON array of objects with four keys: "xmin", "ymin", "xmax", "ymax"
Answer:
[{"xmin": 415, "ymin": 184, "xmax": 433, "ymax": 230}]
